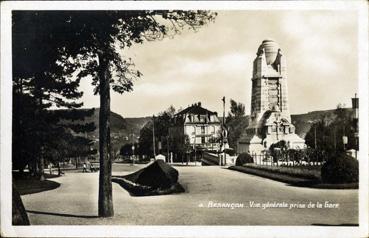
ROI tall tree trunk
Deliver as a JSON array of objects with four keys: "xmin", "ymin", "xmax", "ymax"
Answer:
[
  {"xmin": 38, "ymin": 148, "xmax": 45, "ymax": 181},
  {"xmin": 35, "ymin": 80, "xmax": 45, "ymax": 181},
  {"xmin": 98, "ymin": 53, "xmax": 114, "ymax": 217},
  {"xmin": 12, "ymin": 182, "xmax": 30, "ymax": 225}
]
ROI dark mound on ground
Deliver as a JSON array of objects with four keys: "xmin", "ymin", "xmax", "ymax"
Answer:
[
  {"xmin": 235, "ymin": 153, "xmax": 254, "ymax": 166},
  {"xmin": 112, "ymin": 160, "xmax": 184, "ymax": 196},
  {"xmin": 124, "ymin": 159, "xmax": 179, "ymax": 189}
]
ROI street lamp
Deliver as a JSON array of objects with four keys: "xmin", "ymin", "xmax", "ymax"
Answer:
[
  {"xmin": 131, "ymin": 144, "xmax": 135, "ymax": 165},
  {"xmin": 342, "ymin": 135, "xmax": 348, "ymax": 151}
]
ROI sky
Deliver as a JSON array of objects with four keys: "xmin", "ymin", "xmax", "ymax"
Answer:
[{"xmin": 78, "ymin": 10, "xmax": 358, "ymax": 118}]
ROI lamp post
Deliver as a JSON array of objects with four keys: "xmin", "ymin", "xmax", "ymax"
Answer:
[
  {"xmin": 131, "ymin": 144, "xmax": 135, "ymax": 165},
  {"xmin": 129, "ymin": 130, "xmax": 135, "ymax": 166}
]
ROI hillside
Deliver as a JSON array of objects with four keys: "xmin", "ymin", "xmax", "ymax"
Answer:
[
  {"xmin": 58, "ymin": 107, "xmax": 352, "ymax": 155},
  {"xmin": 83, "ymin": 109, "xmax": 151, "ymax": 153},
  {"xmin": 291, "ymin": 108, "xmax": 353, "ymax": 139},
  {"xmin": 108, "ymin": 108, "xmax": 352, "ymax": 141}
]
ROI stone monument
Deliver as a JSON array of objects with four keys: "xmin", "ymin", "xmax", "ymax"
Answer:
[{"xmin": 237, "ymin": 39, "xmax": 305, "ymax": 154}]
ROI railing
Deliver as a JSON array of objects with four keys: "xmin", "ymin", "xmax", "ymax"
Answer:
[
  {"xmin": 249, "ymin": 152, "xmax": 323, "ymax": 167},
  {"xmin": 201, "ymin": 152, "xmax": 220, "ymax": 166}
]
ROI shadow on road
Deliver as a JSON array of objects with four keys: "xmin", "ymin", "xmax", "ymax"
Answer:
[
  {"xmin": 14, "ymin": 174, "xmax": 61, "ymax": 195},
  {"xmin": 26, "ymin": 210, "xmax": 98, "ymax": 218}
]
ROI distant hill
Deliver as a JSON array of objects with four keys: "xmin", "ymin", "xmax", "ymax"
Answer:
[
  {"xmin": 83, "ymin": 109, "xmax": 151, "ymax": 153},
  {"xmin": 223, "ymin": 108, "xmax": 352, "ymax": 140},
  {"xmin": 59, "ymin": 107, "xmax": 352, "ymax": 154},
  {"xmin": 291, "ymin": 108, "xmax": 353, "ymax": 139},
  {"xmin": 66, "ymin": 108, "xmax": 149, "ymax": 136}
]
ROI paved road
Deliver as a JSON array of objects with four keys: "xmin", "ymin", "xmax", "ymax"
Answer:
[{"xmin": 22, "ymin": 163, "xmax": 358, "ymax": 225}]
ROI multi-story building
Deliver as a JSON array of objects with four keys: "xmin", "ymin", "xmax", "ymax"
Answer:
[{"xmin": 169, "ymin": 102, "xmax": 222, "ymax": 151}]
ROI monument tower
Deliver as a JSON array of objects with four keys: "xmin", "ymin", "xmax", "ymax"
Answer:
[{"xmin": 238, "ymin": 39, "xmax": 305, "ymax": 154}]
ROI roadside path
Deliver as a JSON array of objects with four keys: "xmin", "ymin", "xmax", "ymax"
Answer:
[{"xmin": 22, "ymin": 163, "xmax": 358, "ymax": 225}]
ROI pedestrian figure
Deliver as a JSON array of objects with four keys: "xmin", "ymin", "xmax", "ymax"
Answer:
[
  {"xmin": 48, "ymin": 163, "xmax": 52, "ymax": 175},
  {"xmin": 90, "ymin": 163, "xmax": 95, "ymax": 172},
  {"xmin": 83, "ymin": 162, "xmax": 87, "ymax": 173}
]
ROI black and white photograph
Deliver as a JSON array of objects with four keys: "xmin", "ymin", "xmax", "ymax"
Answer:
[{"xmin": 1, "ymin": 1, "xmax": 368, "ymax": 237}]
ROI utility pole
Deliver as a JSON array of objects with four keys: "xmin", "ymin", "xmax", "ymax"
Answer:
[
  {"xmin": 166, "ymin": 135, "xmax": 170, "ymax": 163},
  {"xmin": 352, "ymin": 93, "xmax": 359, "ymax": 159},
  {"xmin": 333, "ymin": 126, "xmax": 337, "ymax": 151},
  {"xmin": 152, "ymin": 115, "xmax": 156, "ymax": 159},
  {"xmin": 222, "ymin": 96, "xmax": 226, "ymax": 166},
  {"xmin": 314, "ymin": 125, "xmax": 317, "ymax": 149}
]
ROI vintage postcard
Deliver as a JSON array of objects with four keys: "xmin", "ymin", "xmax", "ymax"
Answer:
[{"xmin": 1, "ymin": 1, "xmax": 368, "ymax": 237}]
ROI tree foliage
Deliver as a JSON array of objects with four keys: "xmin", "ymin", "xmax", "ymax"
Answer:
[
  {"xmin": 226, "ymin": 99, "xmax": 247, "ymax": 150},
  {"xmin": 13, "ymin": 10, "xmax": 217, "ymax": 217},
  {"xmin": 138, "ymin": 106, "xmax": 176, "ymax": 157},
  {"xmin": 305, "ymin": 105, "xmax": 356, "ymax": 157},
  {"xmin": 321, "ymin": 153, "xmax": 358, "ymax": 184},
  {"xmin": 227, "ymin": 99, "xmax": 245, "ymax": 119},
  {"xmin": 13, "ymin": 12, "xmax": 96, "ymax": 177}
]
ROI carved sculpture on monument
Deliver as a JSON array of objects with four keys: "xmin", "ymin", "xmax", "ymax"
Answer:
[{"xmin": 237, "ymin": 39, "xmax": 306, "ymax": 154}]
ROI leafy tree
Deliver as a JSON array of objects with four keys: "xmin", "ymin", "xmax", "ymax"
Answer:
[
  {"xmin": 226, "ymin": 99, "xmax": 248, "ymax": 151},
  {"xmin": 138, "ymin": 106, "xmax": 176, "ymax": 157},
  {"xmin": 120, "ymin": 142, "xmax": 139, "ymax": 157},
  {"xmin": 305, "ymin": 105, "xmax": 355, "ymax": 160},
  {"xmin": 269, "ymin": 140, "xmax": 287, "ymax": 164},
  {"xmin": 169, "ymin": 134, "xmax": 191, "ymax": 163},
  {"xmin": 227, "ymin": 99, "xmax": 245, "ymax": 119},
  {"xmin": 13, "ymin": 13, "xmax": 96, "ymax": 180},
  {"xmin": 13, "ymin": 10, "xmax": 216, "ymax": 217}
]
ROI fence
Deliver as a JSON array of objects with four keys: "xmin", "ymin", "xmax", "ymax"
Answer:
[{"xmin": 250, "ymin": 152, "xmax": 323, "ymax": 167}]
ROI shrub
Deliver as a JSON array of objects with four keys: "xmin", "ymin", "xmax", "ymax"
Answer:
[
  {"xmin": 306, "ymin": 148, "xmax": 330, "ymax": 163},
  {"xmin": 321, "ymin": 153, "xmax": 358, "ymax": 184},
  {"xmin": 236, "ymin": 153, "xmax": 254, "ymax": 166},
  {"xmin": 288, "ymin": 149, "xmax": 305, "ymax": 163},
  {"xmin": 270, "ymin": 141, "xmax": 288, "ymax": 163}
]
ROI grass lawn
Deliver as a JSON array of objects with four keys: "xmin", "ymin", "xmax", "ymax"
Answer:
[{"xmin": 13, "ymin": 172, "xmax": 61, "ymax": 195}]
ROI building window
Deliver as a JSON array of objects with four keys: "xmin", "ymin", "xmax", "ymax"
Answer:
[
  {"xmin": 201, "ymin": 137, "xmax": 205, "ymax": 144},
  {"xmin": 289, "ymin": 127, "xmax": 294, "ymax": 133},
  {"xmin": 201, "ymin": 126, "xmax": 205, "ymax": 134}
]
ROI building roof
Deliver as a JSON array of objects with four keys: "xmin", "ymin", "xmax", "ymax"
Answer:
[{"xmin": 175, "ymin": 102, "xmax": 217, "ymax": 116}]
